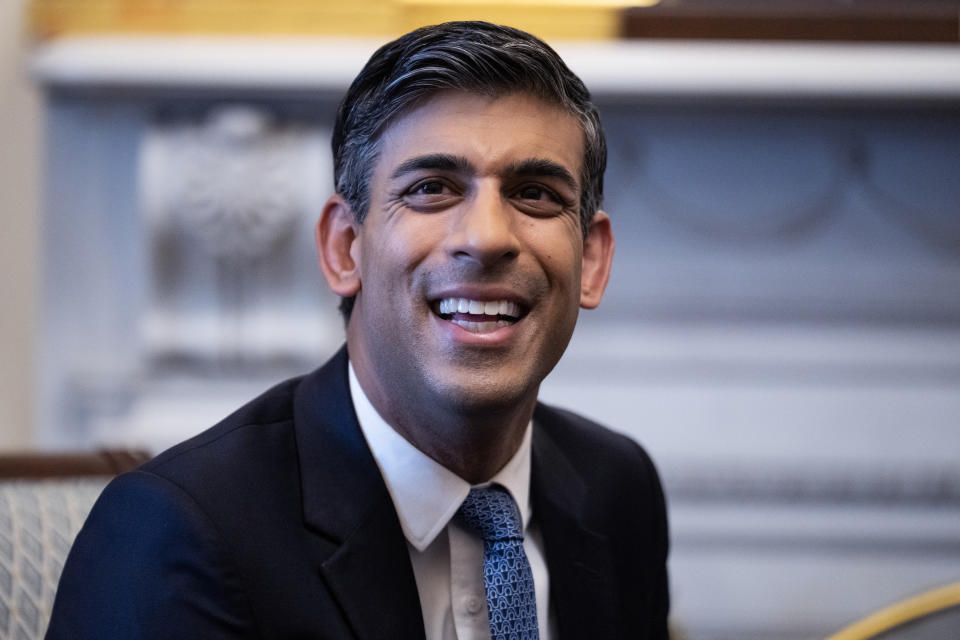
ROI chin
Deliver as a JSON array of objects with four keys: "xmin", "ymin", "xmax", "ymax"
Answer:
[
  {"xmin": 430, "ymin": 374, "xmax": 537, "ymax": 415},
  {"xmin": 432, "ymin": 374, "xmax": 516, "ymax": 412}
]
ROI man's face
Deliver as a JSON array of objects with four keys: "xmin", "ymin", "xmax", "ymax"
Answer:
[{"xmin": 343, "ymin": 91, "xmax": 602, "ymax": 417}]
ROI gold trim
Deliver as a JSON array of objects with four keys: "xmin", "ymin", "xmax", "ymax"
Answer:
[
  {"xmin": 27, "ymin": 0, "xmax": 659, "ymax": 40},
  {"xmin": 28, "ymin": 2, "xmax": 398, "ymax": 38},
  {"xmin": 825, "ymin": 582, "xmax": 960, "ymax": 640}
]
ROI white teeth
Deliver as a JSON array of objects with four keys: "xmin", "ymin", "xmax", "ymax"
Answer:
[{"xmin": 436, "ymin": 298, "xmax": 521, "ymax": 320}]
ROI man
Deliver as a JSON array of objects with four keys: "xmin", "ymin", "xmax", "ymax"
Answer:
[{"xmin": 47, "ymin": 21, "xmax": 669, "ymax": 640}]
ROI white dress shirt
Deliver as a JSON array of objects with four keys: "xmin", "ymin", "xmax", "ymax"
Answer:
[{"xmin": 348, "ymin": 363, "xmax": 554, "ymax": 640}]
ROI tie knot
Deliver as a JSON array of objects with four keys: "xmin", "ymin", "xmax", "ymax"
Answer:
[{"xmin": 458, "ymin": 485, "xmax": 524, "ymax": 542}]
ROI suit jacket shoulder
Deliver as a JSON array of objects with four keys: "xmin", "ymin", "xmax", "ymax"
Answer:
[
  {"xmin": 47, "ymin": 347, "xmax": 422, "ymax": 640},
  {"xmin": 534, "ymin": 402, "xmax": 662, "ymax": 487},
  {"xmin": 532, "ymin": 402, "xmax": 670, "ymax": 640}
]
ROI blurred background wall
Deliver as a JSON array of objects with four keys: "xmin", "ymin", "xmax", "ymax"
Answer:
[
  {"xmin": 0, "ymin": 0, "xmax": 40, "ymax": 450},
  {"xmin": 6, "ymin": 1, "xmax": 960, "ymax": 638}
]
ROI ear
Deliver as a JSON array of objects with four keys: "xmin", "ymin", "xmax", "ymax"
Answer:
[
  {"xmin": 315, "ymin": 194, "xmax": 362, "ymax": 297},
  {"xmin": 580, "ymin": 210, "xmax": 614, "ymax": 309}
]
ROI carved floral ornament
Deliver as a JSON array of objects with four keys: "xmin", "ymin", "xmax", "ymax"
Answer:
[{"xmin": 147, "ymin": 105, "xmax": 303, "ymax": 262}]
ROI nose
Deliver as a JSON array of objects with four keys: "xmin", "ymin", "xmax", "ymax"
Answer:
[{"xmin": 446, "ymin": 182, "xmax": 520, "ymax": 267}]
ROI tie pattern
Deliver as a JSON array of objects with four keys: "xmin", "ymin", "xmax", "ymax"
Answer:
[{"xmin": 458, "ymin": 485, "xmax": 539, "ymax": 640}]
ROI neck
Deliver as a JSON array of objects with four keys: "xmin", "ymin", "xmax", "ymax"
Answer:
[
  {"xmin": 405, "ymin": 401, "xmax": 535, "ymax": 485},
  {"xmin": 351, "ymin": 360, "xmax": 536, "ymax": 485}
]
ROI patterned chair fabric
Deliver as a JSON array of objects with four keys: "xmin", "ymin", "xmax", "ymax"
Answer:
[{"xmin": 0, "ymin": 479, "xmax": 108, "ymax": 640}]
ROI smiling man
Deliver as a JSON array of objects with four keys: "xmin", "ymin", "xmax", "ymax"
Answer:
[{"xmin": 48, "ymin": 21, "xmax": 669, "ymax": 640}]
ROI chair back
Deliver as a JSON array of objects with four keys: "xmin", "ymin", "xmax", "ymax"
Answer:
[{"xmin": 0, "ymin": 449, "xmax": 149, "ymax": 640}]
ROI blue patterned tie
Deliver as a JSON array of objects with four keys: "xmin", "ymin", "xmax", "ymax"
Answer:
[{"xmin": 458, "ymin": 485, "xmax": 540, "ymax": 640}]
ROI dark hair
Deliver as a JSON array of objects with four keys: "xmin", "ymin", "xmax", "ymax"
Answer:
[{"xmin": 331, "ymin": 21, "xmax": 606, "ymax": 319}]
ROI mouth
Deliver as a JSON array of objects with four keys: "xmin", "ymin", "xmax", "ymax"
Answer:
[{"xmin": 432, "ymin": 297, "xmax": 526, "ymax": 333}]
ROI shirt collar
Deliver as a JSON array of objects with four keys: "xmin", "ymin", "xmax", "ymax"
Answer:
[{"xmin": 348, "ymin": 361, "xmax": 533, "ymax": 552}]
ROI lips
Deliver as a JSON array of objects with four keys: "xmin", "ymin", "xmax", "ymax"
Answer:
[{"xmin": 433, "ymin": 297, "xmax": 524, "ymax": 333}]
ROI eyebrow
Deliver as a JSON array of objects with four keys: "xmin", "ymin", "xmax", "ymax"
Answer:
[
  {"xmin": 389, "ymin": 153, "xmax": 579, "ymax": 193},
  {"xmin": 389, "ymin": 154, "xmax": 473, "ymax": 180},
  {"xmin": 503, "ymin": 158, "xmax": 578, "ymax": 193}
]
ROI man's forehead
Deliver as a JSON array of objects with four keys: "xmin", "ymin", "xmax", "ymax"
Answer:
[{"xmin": 375, "ymin": 90, "xmax": 585, "ymax": 180}]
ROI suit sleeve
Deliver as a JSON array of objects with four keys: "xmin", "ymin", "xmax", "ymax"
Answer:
[
  {"xmin": 46, "ymin": 470, "xmax": 257, "ymax": 640},
  {"xmin": 639, "ymin": 440, "xmax": 670, "ymax": 640}
]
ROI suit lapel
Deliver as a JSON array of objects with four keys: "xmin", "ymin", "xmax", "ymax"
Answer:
[
  {"xmin": 293, "ymin": 347, "xmax": 426, "ymax": 640},
  {"xmin": 532, "ymin": 404, "xmax": 621, "ymax": 639}
]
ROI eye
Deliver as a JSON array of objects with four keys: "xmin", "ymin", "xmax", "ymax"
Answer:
[
  {"xmin": 519, "ymin": 185, "xmax": 555, "ymax": 201},
  {"xmin": 402, "ymin": 178, "xmax": 461, "ymax": 212},
  {"xmin": 413, "ymin": 181, "xmax": 446, "ymax": 195},
  {"xmin": 511, "ymin": 183, "xmax": 567, "ymax": 216}
]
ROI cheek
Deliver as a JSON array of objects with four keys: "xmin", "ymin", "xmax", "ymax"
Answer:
[
  {"xmin": 365, "ymin": 218, "xmax": 444, "ymax": 283},
  {"xmin": 528, "ymin": 228, "xmax": 583, "ymax": 289}
]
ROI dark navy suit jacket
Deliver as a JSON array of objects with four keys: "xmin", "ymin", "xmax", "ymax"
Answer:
[{"xmin": 47, "ymin": 346, "xmax": 669, "ymax": 639}]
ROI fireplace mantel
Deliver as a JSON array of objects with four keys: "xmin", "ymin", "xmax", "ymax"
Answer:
[{"xmin": 33, "ymin": 35, "xmax": 960, "ymax": 100}]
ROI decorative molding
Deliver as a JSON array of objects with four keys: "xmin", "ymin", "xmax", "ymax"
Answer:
[
  {"xmin": 615, "ymin": 131, "xmax": 960, "ymax": 252},
  {"xmin": 624, "ymin": 132, "xmax": 848, "ymax": 244},
  {"xmin": 556, "ymin": 325, "xmax": 960, "ymax": 384},
  {"xmin": 856, "ymin": 138, "xmax": 960, "ymax": 255},
  {"xmin": 663, "ymin": 464, "xmax": 960, "ymax": 505}
]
